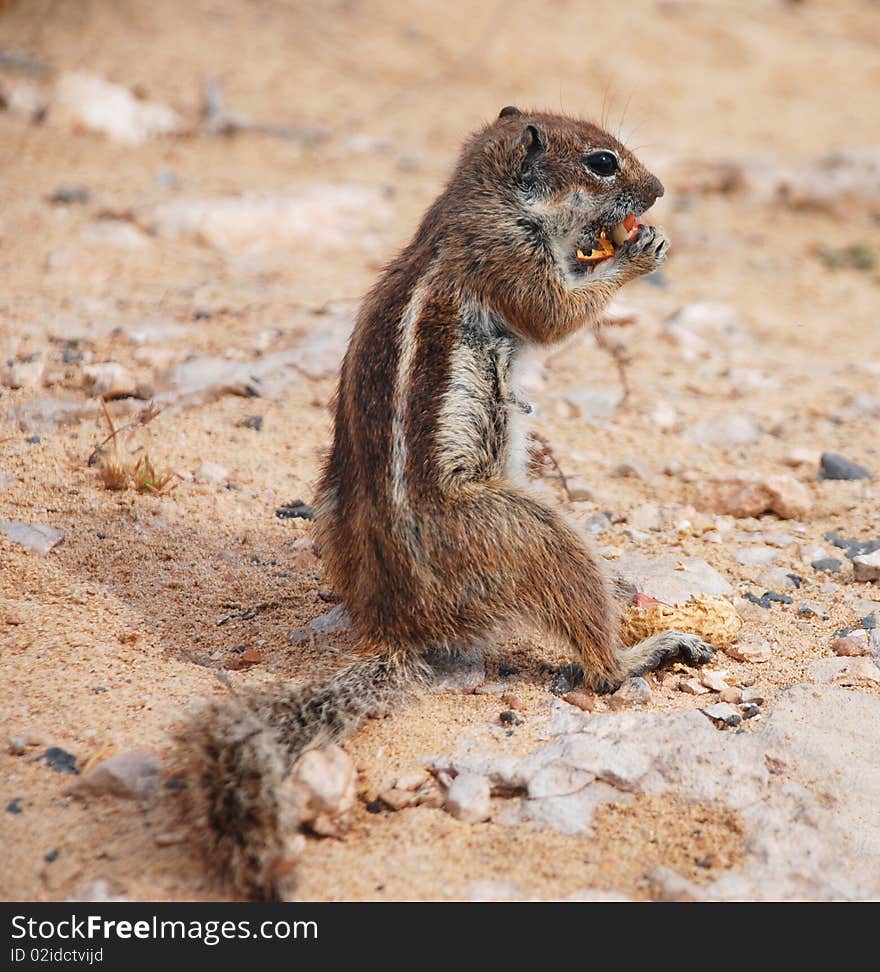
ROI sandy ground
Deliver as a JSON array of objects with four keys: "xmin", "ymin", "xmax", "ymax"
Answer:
[{"xmin": 1, "ymin": 0, "xmax": 879, "ymax": 901}]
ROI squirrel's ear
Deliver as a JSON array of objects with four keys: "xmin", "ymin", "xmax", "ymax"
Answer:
[
  {"xmin": 498, "ymin": 105, "xmax": 522, "ymax": 118},
  {"xmin": 517, "ymin": 123, "xmax": 547, "ymax": 184}
]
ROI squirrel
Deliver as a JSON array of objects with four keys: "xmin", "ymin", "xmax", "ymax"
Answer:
[{"xmin": 180, "ymin": 107, "xmax": 714, "ymax": 899}]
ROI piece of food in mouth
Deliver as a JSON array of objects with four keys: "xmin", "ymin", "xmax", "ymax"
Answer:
[{"xmin": 576, "ymin": 214, "xmax": 640, "ymax": 263}]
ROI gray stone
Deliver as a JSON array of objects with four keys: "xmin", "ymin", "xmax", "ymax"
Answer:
[
  {"xmin": 819, "ymin": 452, "xmax": 871, "ymax": 481},
  {"xmin": 0, "ymin": 521, "xmax": 64, "ymax": 555},
  {"xmin": 615, "ymin": 554, "xmax": 733, "ymax": 606},
  {"xmin": 309, "ymin": 604, "xmax": 350, "ymax": 634},
  {"xmin": 76, "ymin": 749, "xmax": 162, "ymax": 799},
  {"xmin": 288, "ymin": 604, "xmax": 351, "ymax": 645}
]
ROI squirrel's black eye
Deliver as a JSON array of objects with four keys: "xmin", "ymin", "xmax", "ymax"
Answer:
[{"xmin": 585, "ymin": 151, "xmax": 619, "ymax": 177}]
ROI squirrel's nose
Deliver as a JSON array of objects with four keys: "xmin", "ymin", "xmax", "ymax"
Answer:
[{"xmin": 643, "ymin": 173, "xmax": 665, "ymax": 208}]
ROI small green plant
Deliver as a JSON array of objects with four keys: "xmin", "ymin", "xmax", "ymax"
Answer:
[{"xmin": 88, "ymin": 398, "xmax": 180, "ymax": 494}]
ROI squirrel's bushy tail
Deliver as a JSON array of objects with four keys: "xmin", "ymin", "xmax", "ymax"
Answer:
[{"xmin": 180, "ymin": 648, "xmax": 428, "ymax": 899}]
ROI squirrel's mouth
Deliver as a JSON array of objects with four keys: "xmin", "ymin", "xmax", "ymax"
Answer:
[{"xmin": 576, "ymin": 213, "xmax": 640, "ymax": 264}]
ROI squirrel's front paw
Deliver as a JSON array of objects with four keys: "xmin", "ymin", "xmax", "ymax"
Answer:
[{"xmin": 620, "ymin": 224, "xmax": 669, "ymax": 275}]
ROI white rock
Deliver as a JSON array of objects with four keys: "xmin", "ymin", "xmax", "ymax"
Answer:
[
  {"xmin": 394, "ymin": 769, "xmax": 430, "ymax": 792},
  {"xmin": 562, "ymin": 387, "xmax": 621, "ymax": 419},
  {"xmin": 281, "ymin": 744, "xmax": 356, "ymax": 837},
  {"xmin": 810, "ymin": 657, "xmax": 880, "ymax": 685},
  {"xmin": 193, "ymin": 461, "xmax": 229, "ymax": 484},
  {"xmin": 651, "ymin": 401, "xmax": 678, "ymax": 430},
  {"xmin": 679, "ymin": 677, "xmax": 710, "ymax": 695},
  {"xmin": 700, "ymin": 670, "xmax": 731, "ymax": 692},
  {"xmin": 82, "ymin": 362, "xmax": 137, "ymax": 399},
  {"xmin": 440, "ymin": 683, "xmax": 880, "ymax": 899},
  {"xmin": 645, "ymin": 866, "xmax": 702, "ymax": 902},
  {"xmin": 784, "ymin": 447, "xmax": 821, "ymax": 468},
  {"xmin": 55, "ymin": 72, "xmax": 182, "ymax": 144},
  {"xmin": 0, "ymin": 521, "xmax": 64, "ymax": 555},
  {"xmin": 666, "ymin": 301, "xmax": 747, "ymax": 338},
  {"xmin": 445, "ymin": 772, "xmax": 491, "ymax": 823},
  {"xmin": 146, "ymin": 184, "xmax": 391, "ymax": 255},
  {"xmin": 700, "ymin": 701, "xmax": 743, "ymax": 727},
  {"xmin": 757, "ymin": 567, "xmax": 799, "ymax": 590},
  {"xmin": 76, "ymin": 749, "xmax": 162, "ymax": 799},
  {"xmin": 2, "ymin": 359, "xmax": 45, "ymax": 389},
  {"xmin": 723, "ymin": 640, "xmax": 773, "ymax": 663},
  {"xmin": 686, "ymin": 413, "xmax": 762, "ymax": 447},
  {"xmin": 627, "ymin": 503, "xmax": 663, "ymax": 532},
  {"xmin": 80, "ymin": 220, "xmax": 150, "ymax": 249},
  {"xmin": 852, "ymin": 550, "xmax": 880, "ymax": 583},
  {"xmin": 615, "ymin": 554, "xmax": 733, "ymax": 606},
  {"xmin": 734, "ymin": 546, "xmax": 779, "ymax": 568},
  {"xmin": 1, "ymin": 79, "xmax": 49, "ymax": 121}
]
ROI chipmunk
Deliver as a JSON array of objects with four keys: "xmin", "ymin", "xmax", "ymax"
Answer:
[{"xmin": 182, "ymin": 107, "xmax": 714, "ymax": 899}]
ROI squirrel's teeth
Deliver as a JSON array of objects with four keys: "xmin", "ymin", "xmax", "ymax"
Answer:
[{"xmin": 609, "ymin": 214, "xmax": 639, "ymax": 246}]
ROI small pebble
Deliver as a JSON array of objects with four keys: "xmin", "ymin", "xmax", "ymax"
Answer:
[
  {"xmin": 499, "ymin": 709, "xmax": 522, "ymax": 726},
  {"xmin": 723, "ymin": 640, "xmax": 772, "ymax": 663},
  {"xmin": 700, "ymin": 670, "xmax": 731, "ymax": 693},
  {"xmin": 6, "ymin": 798, "xmax": 23, "ymax": 814},
  {"xmin": 739, "ymin": 702, "xmax": 761, "ymax": 720},
  {"xmin": 811, "ymin": 558, "xmax": 842, "ymax": 574},
  {"xmin": 831, "ymin": 631, "xmax": 870, "ymax": 657},
  {"xmin": 852, "ymin": 550, "xmax": 880, "ymax": 583},
  {"xmin": 744, "ymin": 591, "xmax": 793, "ymax": 609},
  {"xmin": 700, "ymin": 702, "xmax": 742, "ymax": 728},
  {"xmin": 40, "ymin": 747, "xmax": 78, "ymax": 775},
  {"xmin": 819, "ymin": 452, "xmax": 871, "ymax": 481},
  {"xmin": 798, "ymin": 601, "xmax": 830, "ymax": 620},
  {"xmin": 76, "ymin": 749, "xmax": 162, "ymax": 799},
  {"xmin": 445, "ymin": 772, "xmax": 491, "ymax": 824},
  {"xmin": 563, "ymin": 690, "xmax": 595, "ymax": 712},
  {"xmin": 679, "ymin": 677, "xmax": 710, "ymax": 695}
]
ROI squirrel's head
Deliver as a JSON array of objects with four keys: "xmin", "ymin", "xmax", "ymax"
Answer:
[{"xmin": 455, "ymin": 107, "xmax": 664, "ymax": 272}]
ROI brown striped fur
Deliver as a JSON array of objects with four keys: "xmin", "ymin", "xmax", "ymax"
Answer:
[{"xmin": 180, "ymin": 108, "xmax": 713, "ymax": 899}]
